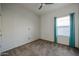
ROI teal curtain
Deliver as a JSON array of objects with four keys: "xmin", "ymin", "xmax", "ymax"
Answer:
[
  {"xmin": 54, "ymin": 17, "xmax": 57, "ymax": 44},
  {"xmin": 69, "ymin": 13, "xmax": 75, "ymax": 48}
]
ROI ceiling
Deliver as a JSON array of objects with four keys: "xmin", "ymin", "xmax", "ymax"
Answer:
[{"xmin": 20, "ymin": 3, "xmax": 71, "ymax": 15}]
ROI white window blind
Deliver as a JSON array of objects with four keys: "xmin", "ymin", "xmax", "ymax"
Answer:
[{"xmin": 56, "ymin": 16, "xmax": 70, "ymax": 36}]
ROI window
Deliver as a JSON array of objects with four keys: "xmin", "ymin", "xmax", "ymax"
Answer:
[{"xmin": 56, "ymin": 16, "xmax": 70, "ymax": 36}]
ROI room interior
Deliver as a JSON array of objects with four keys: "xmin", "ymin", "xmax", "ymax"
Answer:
[{"xmin": 0, "ymin": 3, "xmax": 79, "ymax": 56}]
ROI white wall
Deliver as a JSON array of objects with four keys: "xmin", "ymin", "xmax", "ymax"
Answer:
[
  {"xmin": 41, "ymin": 4, "xmax": 79, "ymax": 48},
  {"xmin": 1, "ymin": 4, "xmax": 40, "ymax": 52},
  {"xmin": 57, "ymin": 36, "xmax": 69, "ymax": 45}
]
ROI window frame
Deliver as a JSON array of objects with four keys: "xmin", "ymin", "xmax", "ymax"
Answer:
[{"xmin": 56, "ymin": 15, "xmax": 70, "ymax": 37}]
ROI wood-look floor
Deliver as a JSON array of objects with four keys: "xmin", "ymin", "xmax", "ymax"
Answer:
[{"xmin": 1, "ymin": 39, "xmax": 79, "ymax": 56}]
